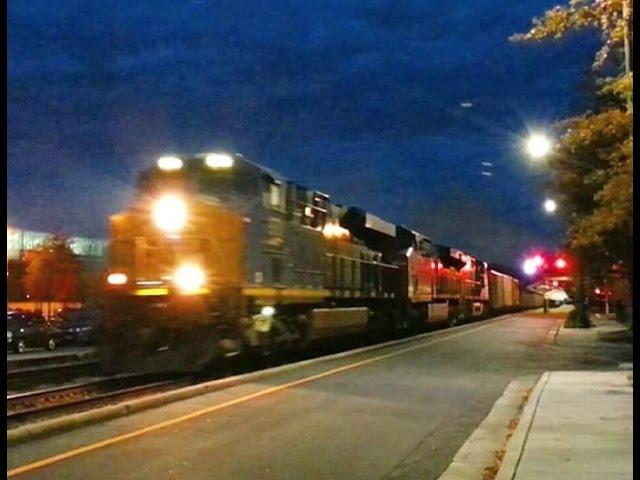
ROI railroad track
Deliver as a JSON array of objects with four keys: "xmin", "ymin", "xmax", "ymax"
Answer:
[
  {"xmin": 7, "ymin": 308, "xmax": 535, "ymax": 428},
  {"xmin": 7, "ymin": 360, "xmax": 102, "ymax": 391},
  {"xmin": 7, "ymin": 374, "xmax": 185, "ymax": 424}
]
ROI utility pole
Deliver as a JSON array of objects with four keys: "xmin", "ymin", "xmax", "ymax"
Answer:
[
  {"xmin": 622, "ymin": 0, "xmax": 633, "ymax": 112},
  {"xmin": 575, "ymin": 247, "xmax": 591, "ymax": 327}
]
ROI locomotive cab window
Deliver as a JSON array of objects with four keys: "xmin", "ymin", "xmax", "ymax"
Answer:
[
  {"xmin": 294, "ymin": 187, "xmax": 327, "ymax": 229},
  {"xmin": 311, "ymin": 192, "xmax": 328, "ymax": 229},
  {"xmin": 262, "ymin": 175, "xmax": 284, "ymax": 211},
  {"xmin": 285, "ymin": 182, "xmax": 297, "ymax": 221}
]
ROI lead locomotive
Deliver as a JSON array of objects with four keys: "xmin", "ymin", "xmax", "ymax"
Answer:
[{"xmin": 100, "ymin": 152, "xmax": 525, "ymax": 373}]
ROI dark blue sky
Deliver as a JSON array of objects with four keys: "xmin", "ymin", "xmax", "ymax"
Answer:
[{"xmin": 8, "ymin": 1, "xmax": 599, "ymax": 267}]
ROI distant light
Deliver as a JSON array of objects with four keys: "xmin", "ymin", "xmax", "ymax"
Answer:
[
  {"xmin": 261, "ymin": 306, "xmax": 275, "ymax": 316},
  {"xmin": 525, "ymin": 133, "xmax": 552, "ymax": 159},
  {"xmin": 323, "ymin": 222, "xmax": 350, "ymax": 239},
  {"xmin": 7, "ymin": 228, "xmax": 13, "ymax": 252},
  {"xmin": 554, "ymin": 258, "xmax": 567, "ymax": 269},
  {"xmin": 533, "ymin": 255, "xmax": 544, "ymax": 267},
  {"xmin": 481, "ymin": 171, "xmax": 493, "ymax": 177},
  {"xmin": 107, "ymin": 273, "xmax": 128, "ymax": 285},
  {"xmin": 205, "ymin": 153, "xmax": 234, "ymax": 169},
  {"xmin": 543, "ymin": 198, "xmax": 557, "ymax": 214},
  {"xmin": 481, "ymin": 162, "xmax": 493, "ymax": 167},
  {"xmin": 460, "ymin": 102, "xmax": 473, "ymax": 108},
  {"xmin": 594, "ymin": 287, "xmax": 601, "ymax": 295},
  {"xmin": 522, "ymin": 258, "xmax": 537, "ymax": 275},
  {"xmin": 157, "ymin": 156, "xmax": 183, "ymax": 171}
]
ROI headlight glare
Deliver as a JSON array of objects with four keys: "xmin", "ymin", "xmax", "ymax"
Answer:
[
  {"xmin": 260, "ymin": 306, "xmax": 275, "ymax": 316},
  {"xmin": 174, "ymin": 264, "xmax": 205, "ymax": 293},
  {"xmin": 153, "ymin": 195, "xmax": 187, "ymax": 233}
]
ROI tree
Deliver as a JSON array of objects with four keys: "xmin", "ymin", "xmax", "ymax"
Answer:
[
  {"xmin": 7, "ymin": 259, "xmax": 27, "ymax": 301},
  {"xmin": 512, "ymin": 0, "xmax": 633, "ymax": 326},
  {"xmin": 23, "ymin": 235, "xmax": 82, "ymax": 316}
]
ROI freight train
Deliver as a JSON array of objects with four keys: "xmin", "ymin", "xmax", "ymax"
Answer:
[{"xmin": 100, "ymin": 153, "xmax": 540, "ymax": 373}]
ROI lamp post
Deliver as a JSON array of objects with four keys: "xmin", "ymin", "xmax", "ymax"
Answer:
[{"xmin": 622, "ymin": 0, "xmax": 632, "ymax": 113}]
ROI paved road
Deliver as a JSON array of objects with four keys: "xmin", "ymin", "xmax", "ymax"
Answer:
[{"xmin": 7, "ymin": 312, "xmax": 632, "ymax": 480}]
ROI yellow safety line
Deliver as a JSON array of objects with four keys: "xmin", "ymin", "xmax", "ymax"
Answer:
[
  {"xmin": 242, "ymin": 287, "xmax": 330, "ymax": 298},
  {"xmin": 132, "ymin": 287, "xmax": 169, "ymax": 296},
  {"xmin": 7, "ymin": 321, "xmax": 497, "ymax": 478}
]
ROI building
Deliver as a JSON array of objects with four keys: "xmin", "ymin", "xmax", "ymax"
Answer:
[
  {"xmin": 7, "ymin": 228, "xmax": 107, "ymax": 260},
  {"xmin": 7, "ymin": 227, "xmax": 108, "ymax": 309}
]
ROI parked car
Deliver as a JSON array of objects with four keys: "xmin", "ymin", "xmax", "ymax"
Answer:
[
  {"xmin": 55, "ymin": 308, "xmax": 101, "ymax": 345},
  {"xmin": 7, "ymin": 311, "xmax": 62, "ymax": 353}
]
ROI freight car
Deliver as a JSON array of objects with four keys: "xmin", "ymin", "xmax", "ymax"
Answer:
[{"xmin": 100, "ymin": 153, "xmax": 522, "ymax": 374}]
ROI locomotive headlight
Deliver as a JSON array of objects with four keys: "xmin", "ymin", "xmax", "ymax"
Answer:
[
  {"xmin": 174, "ymin": 264, "xmax": 205, "ymax": 293},
  {"xmin": 157, "ymin": 156, "xmax": 183, "ymax": 171},
  {"xmin": 153, "ymin": 195, "xmax": 187, "ymax": 233},
  {"xmin": 205, "ymin": 153, "xmax": 234, "ymax": 169}
]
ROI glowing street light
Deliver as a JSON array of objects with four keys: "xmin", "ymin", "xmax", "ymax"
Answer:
[
  {"xmin": 522, "ymin": 258, "xmax": 538, "ymax": 276},
  {"xmin": 543, "ymin": 198, "xmax": 557, "ymax": 214},
  {"xmin": 525, "ymin": 133, "xmax": 552, "ymax": 159}
]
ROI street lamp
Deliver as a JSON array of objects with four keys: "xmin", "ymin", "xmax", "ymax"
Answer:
[
  {"xmin": 522, "ymin": 258, "xmax": 537, "ymax": 276},
  {"xmin": 525, "ymin": 133, "xmax": 552, "ymax": 160},
  {"xmin": 543, "ymin": 198, "xmax": 557, "ymax": 214}
]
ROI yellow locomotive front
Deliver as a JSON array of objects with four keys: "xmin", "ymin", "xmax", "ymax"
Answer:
[{"xmin": 100, "ymin": 154, "xmax": 247, "ymax": 373}]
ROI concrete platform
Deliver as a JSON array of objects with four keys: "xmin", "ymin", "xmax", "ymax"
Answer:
[{"xmin": 497, "ymin": 370, "xmax": 633, "ymax": 480}]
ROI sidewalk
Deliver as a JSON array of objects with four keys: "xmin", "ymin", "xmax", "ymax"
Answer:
[
  {"xmin": 556, "ymin": 309, "xmax": 633, "ymax": 348},
  {"xmin": 437, "ymin": 311, "xmax": 633, "ymax": 480},
  {"xmin": 496, "ymin": 370, "xmax": 633, "ymax": 480}
]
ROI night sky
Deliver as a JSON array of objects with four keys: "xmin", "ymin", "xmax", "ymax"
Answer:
[{"xmin": 8, "ymin": 1, "xmax": 599, "ymax": 268}]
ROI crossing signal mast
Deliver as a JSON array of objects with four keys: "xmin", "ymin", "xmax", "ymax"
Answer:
[
  {"xmin": 521, "ymin": 251, "xmax": 573, "ymax": 311},
  {"xmin": 522, "ymin": 252, "xmax": 571, "ymax": 278}
]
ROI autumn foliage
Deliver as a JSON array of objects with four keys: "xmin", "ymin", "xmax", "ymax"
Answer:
[
  {"xmin": 513, "ymin": 0, "xmax": 633, "ymax": 323},
  {"xmin": 23, "ymin": 235, "xmax": 81, "ymax": 302}
]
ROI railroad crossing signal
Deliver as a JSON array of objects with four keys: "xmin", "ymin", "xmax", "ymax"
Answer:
[{"xmin": 522, "ymin": 252, "xmax": 571, "ymax": 279}]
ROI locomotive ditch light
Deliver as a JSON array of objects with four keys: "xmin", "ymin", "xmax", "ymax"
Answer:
[
  {"xmin": 204, "ymin": 153, "xmax": 234, "ymax": 169},
  {"xmin": 260, "ymin": 306, "xmax": 275, "ymax": 316},
  {"xmin": 107, "ymin": 272, "xmax": 128, "ymax": 285},
  {"xmin": 157, "ymin": 156, "xmax": 183, "ymax": 171},
  {"xmin": 153, "ymin": 195, "xmax": 187, "ymax": 234},
  {"xmin": 174, "ymin": 264, "xmax": 205, "ymax": 294}
]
